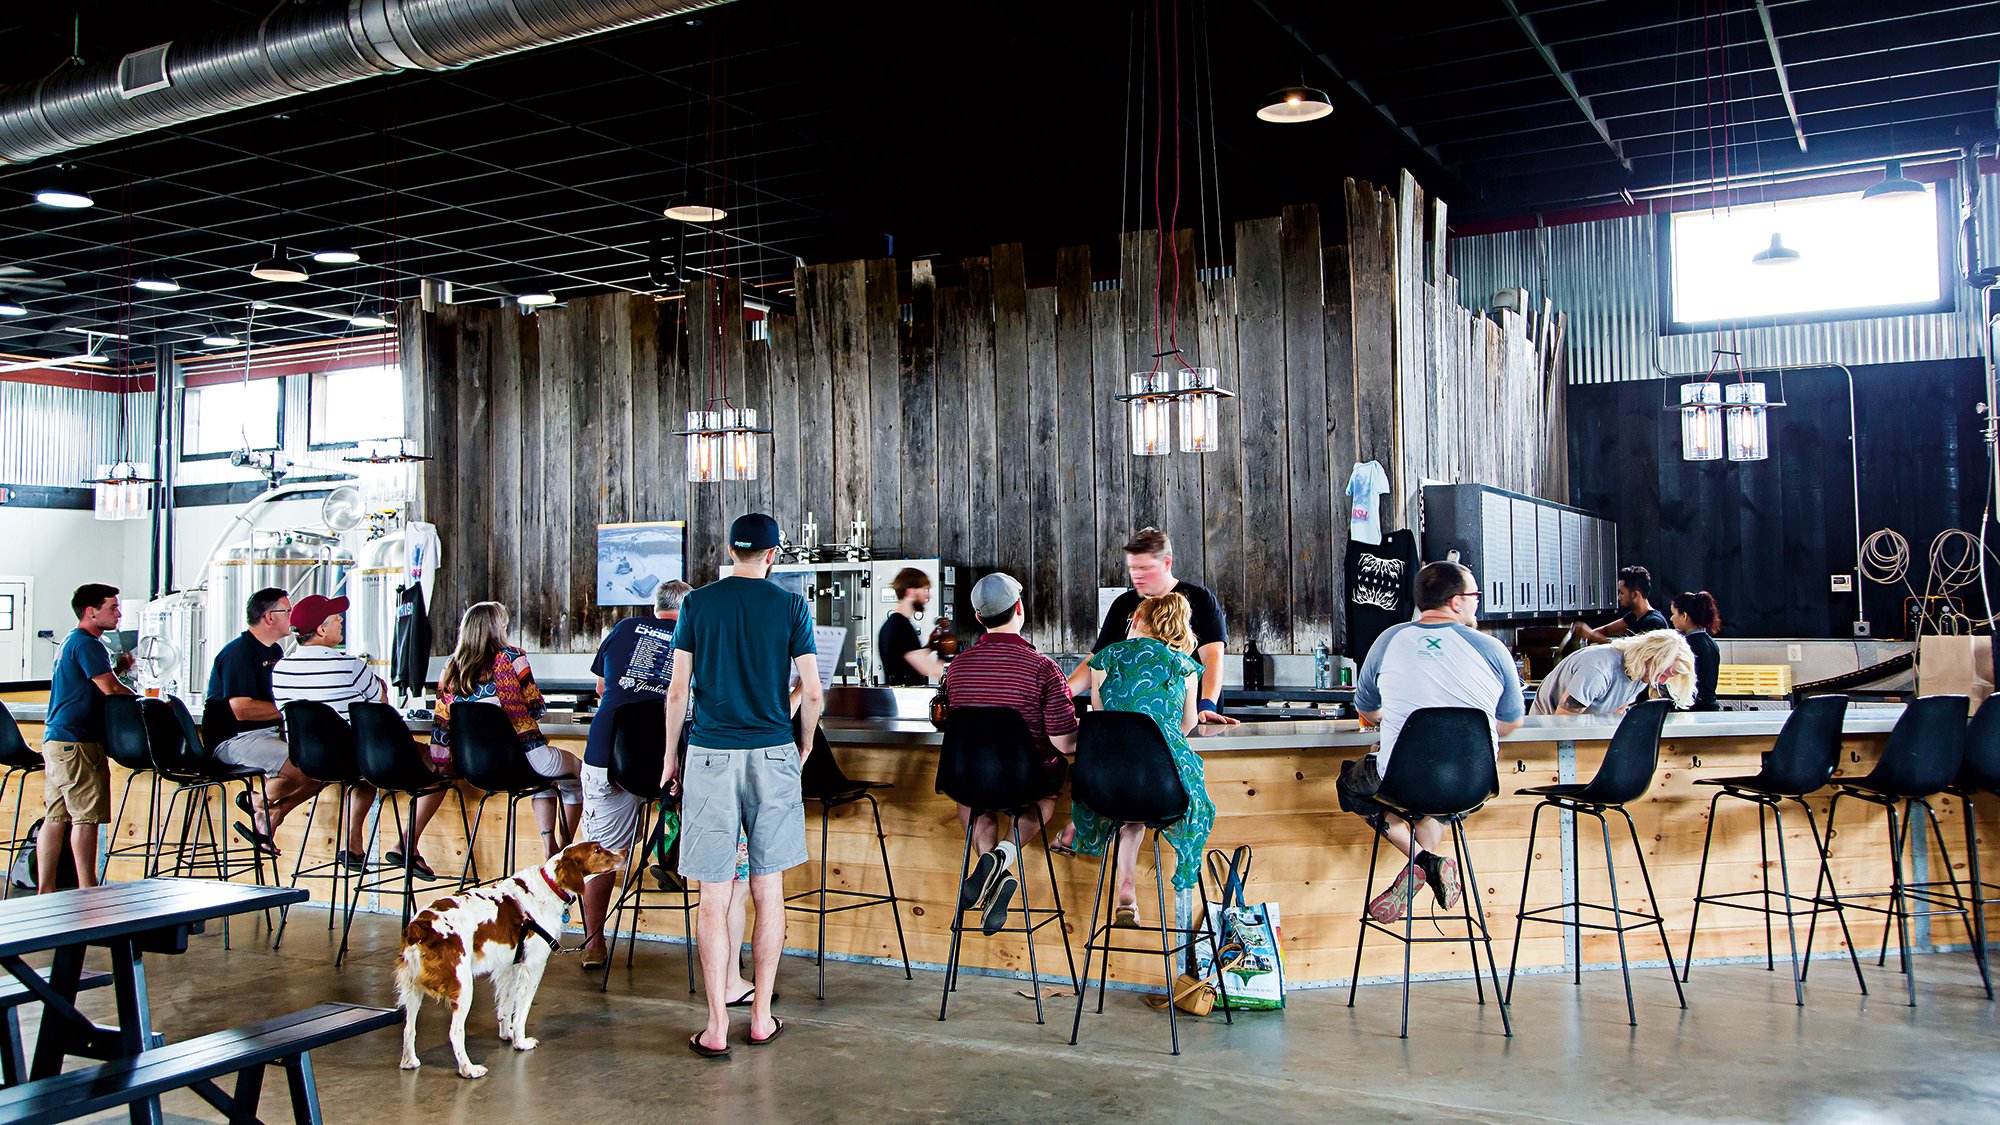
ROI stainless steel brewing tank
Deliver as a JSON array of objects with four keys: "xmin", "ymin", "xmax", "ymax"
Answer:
[
  {"xmin": 202, "ymin": 537, "xmax": 355, "ymax": 679},
  {"xmin": 349, "ymin": 531, "xmax": 404, "ymax": 681}
]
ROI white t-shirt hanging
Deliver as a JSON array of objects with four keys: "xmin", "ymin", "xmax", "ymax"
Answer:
[{"xmin": 1346, "ymin": 461, "xmax": 1392, "ymax": 545}]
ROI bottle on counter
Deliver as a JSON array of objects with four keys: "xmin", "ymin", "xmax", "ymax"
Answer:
[
  {"xmin": 1243, "ymin": 638, "xmax": 1265, "ymax": 692},
  {"xmin": 1313, "ymin": 641, "xmax": 1332, "ymax": 690}
]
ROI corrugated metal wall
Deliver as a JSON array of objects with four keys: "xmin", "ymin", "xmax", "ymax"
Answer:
[
  {"xmin": 0, "ymin": 382, "xmax": 156, "ymax": 486},
  {"xmin": 1451, "ymin": 171, "xmax": 2000, "ymax": 383}
]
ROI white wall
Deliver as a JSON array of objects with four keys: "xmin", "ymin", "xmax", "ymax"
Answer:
[{"xmin": 0, "ymin": 507, "xmax": 150, "ymax": 679}]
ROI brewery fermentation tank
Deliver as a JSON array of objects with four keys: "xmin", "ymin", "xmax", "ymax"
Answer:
[
  {"xmin": 202, "ymin": 535, "xmax": 355, "ymax": 670},
  {"xmin": 349, "ymin": 530, "xmax": 406, "ymax": 682}
]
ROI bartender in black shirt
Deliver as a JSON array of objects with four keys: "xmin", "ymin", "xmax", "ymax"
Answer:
[
  {"xmin": 879, "ymin": 567, "xmax": 946, "ymax": 686},
  {"xmin": 1067, "ymin": 527, "xmax": 1239, "ymax": 725},
  {"xmin": 1572, "ymin": 565, "xmax": 1671, "ymax": 644}
]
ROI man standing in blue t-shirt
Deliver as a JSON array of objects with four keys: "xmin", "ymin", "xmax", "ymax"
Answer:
[
  {"xmin": 39, "ymin": 583, "xmax": 135, "ymax": 892},
  {"xmin": 663, "ymin": 513, "xmax": 820, "ymax": 1058}
]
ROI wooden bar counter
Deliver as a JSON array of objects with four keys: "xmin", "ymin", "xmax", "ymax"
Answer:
[{"xmin": 8, "ymin": 695, "xmax": 1986, "ymax": 993}]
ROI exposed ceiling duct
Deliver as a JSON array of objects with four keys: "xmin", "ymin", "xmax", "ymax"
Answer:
[{"xmin": 0, "ymin": 0, "xmax": 734, "ymax": 166}]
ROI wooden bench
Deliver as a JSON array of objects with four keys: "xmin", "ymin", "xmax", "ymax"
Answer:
[
  {"xmin": 0, "ymin": 968, "xmax": 112, "ymax": 1086},
  {"xmin": 0, "ymin": 1001, "xmax": 399, "ymax": 1125}
]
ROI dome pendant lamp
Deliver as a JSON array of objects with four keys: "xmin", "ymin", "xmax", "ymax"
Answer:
[
  {"xmin": 1861, "ymin": 160, "xmax": 1925, "ymax": 202},
  {"xmin": 250, "ymin": 245, "xmax": 310, "ymax": 283},
  {"xmin": 1750, "ymin": 232, "xmax": 1801, "ymax": 266},
  {"xmin": 1256, "ymin": 84, "xmax": 1333, "ymax": 123}
]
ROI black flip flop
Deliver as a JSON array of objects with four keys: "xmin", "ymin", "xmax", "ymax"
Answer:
[
  {"xmin": 235, "ymin": 791, "xmax": 254, "ymax": 816},
  {"xmin": 688, "ymin": 1033, "xmax": 730, "ymax": 1059},
  {"xmin": 726, "ymin": 989, "xmax": 779, "ymax": 1008},
  {"xmin": 748, "ymin": 1017, "xmax": 785, "ymax": 1046},
  {"xmin": 232, "ymin": 821, "xmax": 278, "ymax": 858}
]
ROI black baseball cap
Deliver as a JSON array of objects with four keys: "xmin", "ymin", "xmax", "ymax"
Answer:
[{"xmin": 729, "ymin": 512, "xmax": 782, "ymax": 551}]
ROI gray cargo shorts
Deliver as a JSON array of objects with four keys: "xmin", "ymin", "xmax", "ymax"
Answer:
[{"xmin": 677, "ymin": 743, "xmax": 809, "ymax": 884}]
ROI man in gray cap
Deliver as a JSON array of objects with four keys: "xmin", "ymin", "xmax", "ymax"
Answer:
[
  {"xmin": 942, "ymin": 572, "xmax": 1079, "ymax": 934},
  {"xmin": 662, "ymin": 512, "xmax": 820, "ymax": 1057}
]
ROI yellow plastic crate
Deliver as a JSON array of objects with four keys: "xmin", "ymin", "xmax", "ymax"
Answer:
[{"xmin": 1716, "ymin": 663, "xmax": 1793, "ymax": 698}]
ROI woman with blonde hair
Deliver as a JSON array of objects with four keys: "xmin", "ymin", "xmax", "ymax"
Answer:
[
  {"xmin": 1531, "ymin": 628, "xmax": 1696, "ymax": 716},
  {"xmin": 1069, "ymin": 592, "xmax": 1215, "ymax": 927},
  {"xmin": 431, "ymin": 601, "xmax": 582, "ymax": 860}
]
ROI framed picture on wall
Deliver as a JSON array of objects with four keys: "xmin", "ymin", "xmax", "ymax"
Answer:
[{"xmin": 595, "ymin": 521, "xmax": 686, "ymax": 606}]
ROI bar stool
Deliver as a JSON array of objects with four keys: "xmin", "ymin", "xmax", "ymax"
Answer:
[
  {"xmin": 1804, "ymin": 693, "xmax": 1974, "ymax": 1006},
  {"xmin": 0, "ymin": 705, "xmax": 44, "ymax": 898},
  {"xmin": 598, "ymin": 701, "xmax": 699, "ymax": 993},
  {"xmin": 935, "ymin": 707, "xmax": 1076, "ymax": 1024},
  {"xmin": 1346, "ymin": 707, "xmax": 1511, "ymax": 1040},
  {"xmin": 274, "ymin": 701, "xmax": 371, "ymax": 949},
  {"xmin": 1940, "ymin": 694, "xmax": 2000, "ymax": 999},
  {"xmin": 1682, "ymin": 693, "xmax": 1867, "ymax": 1005},
  {"xmin": 451, "ymin": 703, "xmax": 556, "ymax": 890},
  {"xmin": 785, "ymin": 721, "xmax": 912, "ymax": 1000},
  {"xmin": 139, "ymin": 696, "xmax": 270, "ymax": 948},
  {"xmin": 1506, "ymin": 699, "xmax": 1685, "ymax": 1025},
  {"xmin": 99, "ymin": 695, "xmax": 166, "ymax": 880},
  {"xmin": 1067, "ymin": 710, "xmax": 1232, "ymax": 1056},
  {"xmin": 341, "ymin": 701, "xmax": 471, "ymax": 967}
]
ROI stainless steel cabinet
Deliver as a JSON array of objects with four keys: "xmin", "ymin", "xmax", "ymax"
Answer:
[{"xmin": 1420, "ymin": 483, "xmax": 1615, "ymax": 622}]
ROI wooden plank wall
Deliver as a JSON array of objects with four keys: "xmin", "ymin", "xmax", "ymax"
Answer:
[{"xmin": 407, "ymin": 174, "xmax": 1570, "ymax": 657}]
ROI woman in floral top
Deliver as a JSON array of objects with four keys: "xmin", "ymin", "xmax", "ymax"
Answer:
[
  {"xmin": 1070, "ymin": 592, "xmax": 1212, "ymax": 927},
  {"xmin": 433, "ymin": 601, "xmax": 582, "ymax": 860}
]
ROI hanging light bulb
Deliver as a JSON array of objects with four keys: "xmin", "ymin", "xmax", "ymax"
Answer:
[
  {"xmin": 1861, "ymin": 160, "xmax": 1925, "ymax": 202},
  {"xmin": 0, "ymin": 296, "xmax": 26, "ymax": 317},
  {"xmin": 133, "ymin": 269, "xmax": 180, "ymax": 293},
  {"xmin": 1750, "ymin": 232, "xmax": 1801, "ymax": 266},
  {"xmin": 1256, "ymin": 85, "xmax": 1333, "ymax": 123},
  {"xmin": 33, "ymin": 166, "xmax": 94, "ymax": 209},
  {"xmin": 348, "ymin": 303, "xmax": 391, "ymax": 329},
  {"xmin": 683, "ymin": 410, "xmax": 723, "ymax": 483},
  {"xmin": 1679, "ymin": 382, "xmax": 1723, "ymax": 462},
  {"xmin": 1175, "ymin": 367, "xmax": 1231, "ymax": 453},
  {"xmin": 664, "ymin": 204, "xmax": 728, "ymax": 222},
  {"xmin": 722, "ymin": 407, "xmax": 760, "ymax": 481},
  {"xmin": 84, "ymin": 462, "xmax": 156, "ymax": 521},
  {"xmin": 515, "ymin": 286, "xmax": 558, "ymax": 308},
  {"xmin": 1725, "ymin": 382, "xmax": 1770, "ymax": 461},
  {"xmin": 1124, "ymin": 370, "xmax": 1172, "ymax": 456},
  {"xmin": 201, "ymin": 324, "xmax": 242, "ymax": 347}
]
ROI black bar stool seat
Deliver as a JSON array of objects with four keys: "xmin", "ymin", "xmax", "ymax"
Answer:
[
  {"xmin": 1066, "ymin": 710, "xmax": 1232, "ymax": 1056},
  {"xmin": 1805, "ymin": 693, "xmax": 1976, "ymax": 1006},
  {"xmin": 100, "ymin": 695, "xmax": 169, "ymax": 882},
  {"xmin": 339, "ymin": 702, "xmax": 474, "ymax": 967},
  {"xmin": 0, "ymin": 705, "xmax": 45, "ymax": 898},
  {"xmin": 450, "ymin": 702, "xmax": 556, "ymax": 890},
  {"xmin": 1682, "ymin": 693, "xmax": 1867, "ymax": 1005},
  {"xmin": 935, "ymin": 706, "xmax": 1076, "ymax": 1024},
  {"xmin": 139, "ymin": 696, "xmax": 271, "ymax": 948},
  {"xmin": 1506, "ymin": 700, "xmax": 1685, "ymax": 1025},
  {"xmin": 784, "ymin": 720, "xmax": 912, "ymax": 1000},
  {"xmin": 274, "ymin": 701, "xmax": 371, "ymax": 949},
  {"xmin": 1345, "ymin": 707, "xmax": 1511, "ymax": 1040},
  {"xmin": 597, "ymin": 701, "xmax": 699, "ymax": 994}
]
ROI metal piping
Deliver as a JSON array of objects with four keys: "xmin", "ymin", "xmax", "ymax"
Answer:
[{"xmin": 0, "ymin": 0, "xmax": 733, "ymax": 165}]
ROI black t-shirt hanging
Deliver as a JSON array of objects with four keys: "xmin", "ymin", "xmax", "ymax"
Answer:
[
  {"xmin": 877, "ymin": 613, "xmax": 928, "ymax": 685},
  {"xmin": 392, "ymin": 583, "xmax": 433, "ymax": 695},
  {"xmin": 1344, "ymin": 528, "xmax": 1419, "ymax": 663}
]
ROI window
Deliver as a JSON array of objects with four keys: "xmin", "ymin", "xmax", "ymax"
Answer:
[
  {"xmin": 309, "ymin": 364, "xmax": 405, "ymax": 448},
  {"xmin": 182, "ymin": 378, "xmax": 282, "ymax": 459},
  {"xmin": 1662, "ymin": 184, "xmax": 1950, "ymax": 330}
]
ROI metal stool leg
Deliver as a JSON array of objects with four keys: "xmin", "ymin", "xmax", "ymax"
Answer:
[
  {"xmin": 1769, "ymin": 800, "xmax": 1808, "ymax": 1006},
  {"xmin": 1884, "ymin": 800, "xmax": 1917, "ymax": 1006},
  {"xmin": 1506, "ymin": 800, "xmax": 1551, "ymax": 1004},
  {"xmin": 1067, "ymin": 826, "xmax": 1114, "ymax": 1046},
  {"xmin": 1797, "ymin": 797, "xmax": 1868, "ymax": 995},
  {"xmin": 866, "ymin": 794, "xmax": 912, "ymax": 980},
  {"xmin": 938, "ymin": 816, "xmax": 978, "ymax": 1021},
  {"xmin": 1594, "ymin": 809, "xmax": 1637, "ymax": 1026},
  {"xmin": 815, "ymin": 800, "xmax": 831, "ymax": 1002},
  {"xmin": 1758, "ymin": 799, "xmax": 1775, "ymax": 971},
  {"xmin": 1013, "ymin": 819, "xmax": 1046, "ymax": 1025},
  {"xmin": 1191, "ymin": 856, "xmax": 1231, "ymax": 1025},
  {"xmin": 274, "ymin": 786, "xmax": 326, "ymax": 948},
  {"xmin": 1620, "ymin": 807, "xmax": 1686, "ymax": 1008},
  {"xmin": 1456, "ymin": 819, "xmax": 1510, "ymax": 1037},
  {"xmin": 1348, "ymin": 828, "xmax": 1384, "ymax": 1007},
  {"xmin": 1963, "ymin": 793, "xmax": 1994, "ymax": 999},
  {"xmin": 1918, "ymin": 797, "xmax": 1985, "ymax": 995},
  {"xmin": 1150, "ymin": 832, "xmax": 1180, "ymax": 1055},
  {"xmin": 1036, "ymin": 817, "xmax": 1079, "ymax": 990},
  {"xmin": 1682, "ymin": 788, "xmax": 1727, "ymax": 981}
]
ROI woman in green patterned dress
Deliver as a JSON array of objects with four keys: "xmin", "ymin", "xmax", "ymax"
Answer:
[{"xmin": 1070, "ymin": 593, "xmax": 1214, "ymax": 927}]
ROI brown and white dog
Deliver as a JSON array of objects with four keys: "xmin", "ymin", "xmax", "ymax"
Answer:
[{"xmin": 396, "ymin": 841, "xmax": 624, "ymax": 1078}]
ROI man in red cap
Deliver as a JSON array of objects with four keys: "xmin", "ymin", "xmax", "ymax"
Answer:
[{"xmin": 265, "ymin": 594, "xmax": 394, "ymax": 867}]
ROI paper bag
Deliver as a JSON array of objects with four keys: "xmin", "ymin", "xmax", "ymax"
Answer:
[{"xmin": 1918, "ymin": 636, "xmax": 1993, "ymax": 710}]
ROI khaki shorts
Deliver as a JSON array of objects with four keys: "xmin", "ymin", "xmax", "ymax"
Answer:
[
  {"xmin": 43, "ymin": 741, "xmax": 110, "ymax": 825},
  {"xmin": 580, "ymin": 764, "xmax": 641, "ymax": 852},
  {"xmin": 677, "ymin": 744, "xmax": 807, "ymax": 884}
]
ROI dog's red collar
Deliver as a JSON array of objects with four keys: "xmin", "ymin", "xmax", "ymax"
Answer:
[{"xmin": 540, "ymin": 867, "xmax": 572, "ymax": 903}]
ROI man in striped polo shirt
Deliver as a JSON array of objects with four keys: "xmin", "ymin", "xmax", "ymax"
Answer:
[
  {"xmin": 268, "ymin": 594, "xmax": 386, "ymax": 870},
  {"xmin": 944, "ymin": 572, "xmax": 1078, "ymax": 934}
]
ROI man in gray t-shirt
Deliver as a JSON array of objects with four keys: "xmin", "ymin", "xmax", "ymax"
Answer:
[{"xmin": 1341, "ymin": 562, "xmax": 1524, "ymax": 924}]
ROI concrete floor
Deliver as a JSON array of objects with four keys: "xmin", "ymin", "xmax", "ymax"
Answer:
[{"xmin": 23, "ymin": 905, "xmax": 2000, "ymax": 1124}]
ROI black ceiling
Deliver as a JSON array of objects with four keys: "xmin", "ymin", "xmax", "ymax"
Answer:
[{"xmin": 0, "ymin": 0, "xmax": 1993, "ymax": 365}]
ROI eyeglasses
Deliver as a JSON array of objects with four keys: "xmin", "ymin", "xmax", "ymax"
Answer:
[{"xmin": 1456, "ymin": 590, "xmax": 1482, "ymax": 600}]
